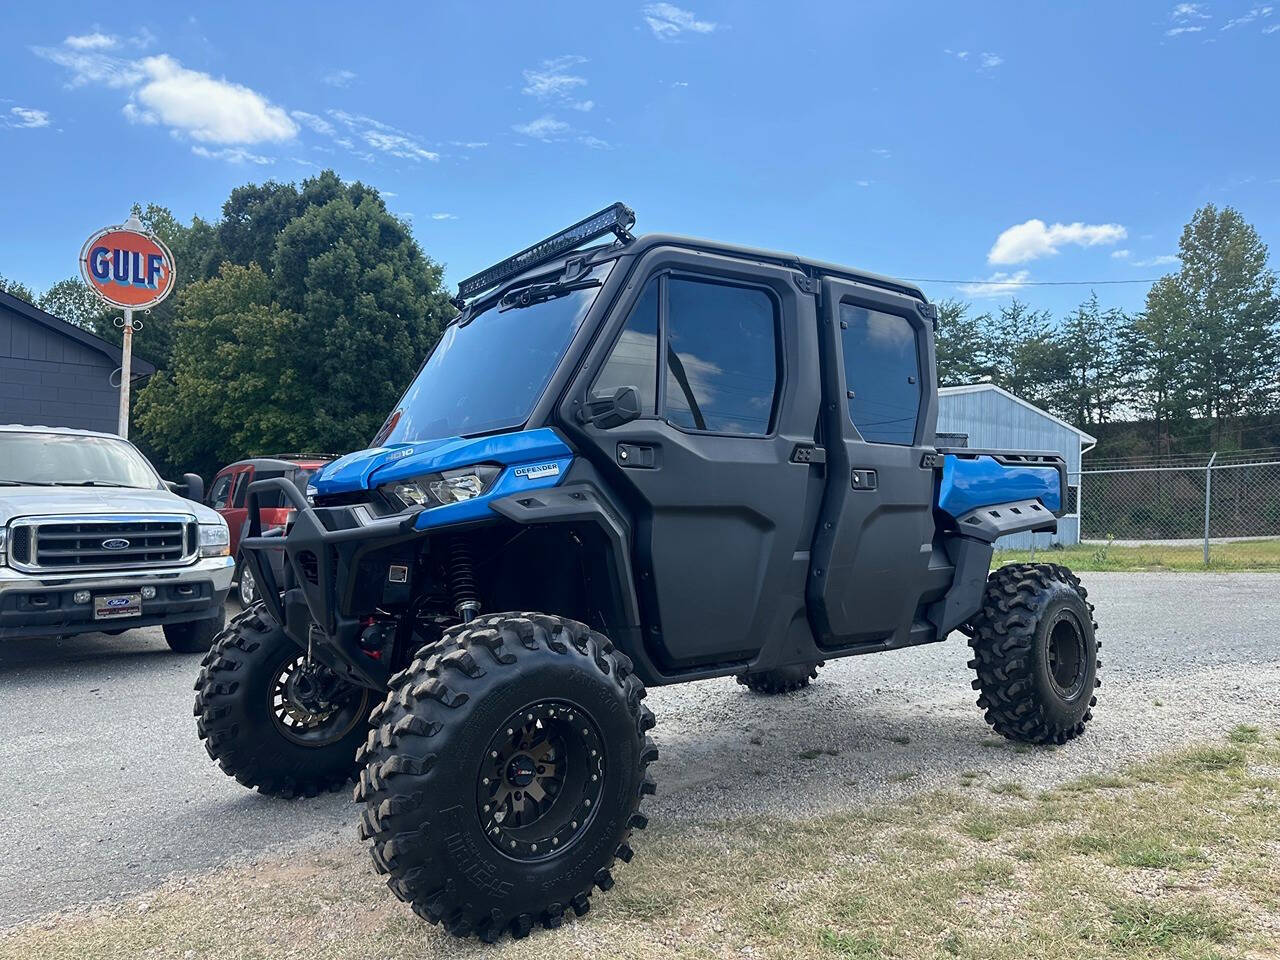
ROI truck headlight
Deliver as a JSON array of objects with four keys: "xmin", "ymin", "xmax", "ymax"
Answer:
[
  {"xmin": 199, "ymin": 522, "xmax": 231, "ymax": 557},
  {"xmin": 379, "ymin": 465, "xmax": 501, "ymax": 510}
]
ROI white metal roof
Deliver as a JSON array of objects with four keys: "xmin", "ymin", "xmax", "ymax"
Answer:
[{"xmin": 938, "ymin": 383, "xmax": 1098, "ymax": 446}]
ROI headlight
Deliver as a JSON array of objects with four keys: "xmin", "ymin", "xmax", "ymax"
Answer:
[
  {"xmin": 380, "ymin": 465, "xmax": 501, "ymax": 510},
  {"xmin": 199, "ymin": 522, "xmax": 231, "ymax": 557}
]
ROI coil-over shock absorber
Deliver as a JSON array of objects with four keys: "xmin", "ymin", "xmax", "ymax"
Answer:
[{"xmin": 448, "ymin": 538, "xmax": 481, "ymax": 623}]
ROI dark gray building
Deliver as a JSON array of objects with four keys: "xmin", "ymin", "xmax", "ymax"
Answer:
[{"xmin": 0, "ymin": 289, "xmax": 155, "ymax": 436}]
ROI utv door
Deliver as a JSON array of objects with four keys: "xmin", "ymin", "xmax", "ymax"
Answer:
[
  {"xmin": 808, "ymin": 278, "xmax": 939, "ymax": 650},
  {"xmin": 562, "ymin": 249, "xmax": 823, "ymax": 672}
]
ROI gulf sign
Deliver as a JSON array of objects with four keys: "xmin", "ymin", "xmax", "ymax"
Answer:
[{"xmin": 79, "ymin": 225, "xmax": 175, "ymax": 309}]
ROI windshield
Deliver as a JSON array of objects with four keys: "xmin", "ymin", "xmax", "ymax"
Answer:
[
  {"xmin": 374, "ymin": 261, "xmax": 613, "ymax": 445},
  {"xmin": 0, "ymin": 432, "xmax": 163, "ymax": 488}
]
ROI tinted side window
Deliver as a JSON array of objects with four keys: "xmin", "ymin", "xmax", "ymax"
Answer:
[
  {"xmin": 592, "ymin": 277, "xmax": 658, "ymax": 413},
  {"xmin": 208, "ymin": 474, "xmax": 233, "ymax": 510},
  {"xmin": 231, "ymin": 470, "xmax": 250, "ymax": 508},
  {"xmin": 840, "ymin": 304, "xmax": 921, "ymax": 445},
  {"xmin": 664, "ymin": 278, "xmax": 778, "ymax": 435}
]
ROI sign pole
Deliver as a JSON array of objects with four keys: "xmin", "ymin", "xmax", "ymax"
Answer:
[{"xmin": 118, "ymin": 308, "xmax": 134, "ymax": 439}]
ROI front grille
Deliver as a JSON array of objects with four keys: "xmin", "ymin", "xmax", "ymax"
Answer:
[
  {"xmin": 9, "ymin": 526, "xmax": 31, "ymax": 565},
  {"xmin": 10, "ymin": 515, "xmax": 197, "ymax": 572}
]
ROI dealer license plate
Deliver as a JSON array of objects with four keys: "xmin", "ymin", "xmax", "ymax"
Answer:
[{"xmin": 93, "ymin": 593, "xmax": 142, "ymax": 620}]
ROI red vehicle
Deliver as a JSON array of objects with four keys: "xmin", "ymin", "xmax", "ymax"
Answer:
[{"xmin": 207, "ymin": 455, "xmax": 333, "ymax": 605}]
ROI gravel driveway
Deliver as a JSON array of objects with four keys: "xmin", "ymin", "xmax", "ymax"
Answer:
[{"xmin": 2, "ymin": 572, "xmax": 1277, "ymax": 926}]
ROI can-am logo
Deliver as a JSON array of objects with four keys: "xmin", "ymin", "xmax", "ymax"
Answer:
[
  {"xmin": 101, "ymin": 538, "xmax": 131, "ymax": 550},
  {"xmin": 513, "ymin": 462, "xmax": 560, "ymax": 480}
]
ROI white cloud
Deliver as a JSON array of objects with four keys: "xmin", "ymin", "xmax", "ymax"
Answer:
[
  {"xmin": 1265, "ymin": 22, "xmax": 1280, "ymax": 31},
  {"xmin": 431, "ymin": 212, "xmax": 458, "ymax": 220},
  {"xmin": 571, "ymin": 99, "xmax": 595, "ymax": 112},
  {"xmin": 65, "ymin": 32, "xmax": 117, "ymax": 50},
  {"xmin": 958, "ymin": 270, "xmax": 1031, "ymax": 298},
  {"xmin": 979, "ymin": 52, "xmax": 1003, "ymax": 69},
  {"xmin": 291, "ymin": 110, "xmax": 335, "ymax": 136},
  {"xmin": 362, "ymin": 130, "xmax": 438, "ymax": 161},
  {"xmin": 1166, "ymin": 25, "xmax": 1204, "ymax": 35},
  {"xmin": 513, "ymin": 115, "xmax": 569, "ymax": 140},
  {"xmin": 987, "ymin": 218, "xmax": 1127, "ymax": 264},
  {"xmin": 855, "ymin": 179, "xmax": 872, "ymax": 188},
  {"xmin": 1132, "ymin": 254, "xmax": 1179, "ymax": 267},
  {"xmin": 130, "ymin": 55, "xmax": 296, "ymax": 143},
  {"xmin": 871, "ymin": 147, "xmax": 891, "ymax": 158},
  {"xmin": 643, "ymin": 3, "xmax": 717, "ymax": 40},
  {"xmin": 944, "ymin": 48, "xmax": 970, "ymax": 60},
  {"xmin": 1111, "ymin": 249, "xmax": 1131, "ymax": 259},
  {"xmin": 32, "ymin": 46, "xmax": 144, "ymax": 88},
  {"xmin": 7, "ymin": 106, "xmax": 51, "ymax": 128},
  {"xmin": 1222, "ymin": 4, "xmax": 1273, "ymax": 29},
  {"xmin": 121, "ymin": 102, "xmax": 156, "ymax": 125},
  {"xmin": 1171, "ymin": 3, "xmax": 1209, "ymax": 19},
  {"xmin": 323, "ymin": 69, "xmax": 356, "ymax": 87},
  {"xmin": 191, "ymin": 145, "xmax": 274, "ymax": 164},
  {"xmin": 579, "ymin": 134, "xmax": 611, "ymax": 149},
  {"xmin": 522, "ymin": 55, "xmax": 587, "ymax": 99},
  {"xmin": 449, "ymin": 140, "xmax": 489, "ymax": 148}
]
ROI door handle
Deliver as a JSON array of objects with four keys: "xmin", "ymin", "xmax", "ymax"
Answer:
[{"xmin": 617, "ymin": 443, "xmax": 657, "ymax": 468}]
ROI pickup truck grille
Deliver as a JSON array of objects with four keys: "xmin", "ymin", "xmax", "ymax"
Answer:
[{"xmin": 7, "ymin": 515, "xmax": 198, "ymax": 573}]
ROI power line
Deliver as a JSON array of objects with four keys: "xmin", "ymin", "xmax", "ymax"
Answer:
[{"xmin": 901, "ymin": 276, "xmax": 1164, "ymax": 287}]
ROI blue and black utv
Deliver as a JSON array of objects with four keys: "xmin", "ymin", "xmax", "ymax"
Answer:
[{"xmin": 195, "ymin": 204, "xmax": 1099, "ymax": 941}]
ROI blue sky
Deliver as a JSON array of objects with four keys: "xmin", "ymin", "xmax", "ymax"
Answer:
[{"xmin": 2, "ymin": 1, "xmax": 1278, "ymax": 318}]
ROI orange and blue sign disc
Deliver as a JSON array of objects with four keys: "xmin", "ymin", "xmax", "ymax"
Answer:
[{"xmin": 79, "ymin": 226, "xmax": 176, "ymax": 310}]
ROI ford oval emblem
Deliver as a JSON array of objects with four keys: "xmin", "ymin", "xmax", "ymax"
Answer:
[{"xmin": 102, "ymin": 538, "xmax": 131, "ymax": 551}]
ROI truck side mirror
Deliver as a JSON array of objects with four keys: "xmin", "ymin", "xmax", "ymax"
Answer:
[
  {"xmin": 182, "ymin": 472, "xmax": 205, "ymax": 503},
  {"xmin": 578, "ymin": 385, "xmax": 642, "ymax": 430}
]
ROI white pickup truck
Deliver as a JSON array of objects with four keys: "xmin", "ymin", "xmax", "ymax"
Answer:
[{"xmin": 0, "ymin": 424, "xmax": 233, "ymax": 652}]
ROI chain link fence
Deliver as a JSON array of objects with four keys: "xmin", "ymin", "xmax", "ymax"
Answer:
[{"xmin": 1065, "ymin": 448, "xmax": 1280, "ymax": 568}]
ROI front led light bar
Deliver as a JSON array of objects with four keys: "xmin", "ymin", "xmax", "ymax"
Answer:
[{"xmin": 456, "ymin": 202, "xmax": 635, "ymax": 303}]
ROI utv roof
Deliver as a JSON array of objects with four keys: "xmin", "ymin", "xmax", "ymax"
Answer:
[{"xmin": 454, "ymin": 202, "xmax": 927, "ymax": 308}]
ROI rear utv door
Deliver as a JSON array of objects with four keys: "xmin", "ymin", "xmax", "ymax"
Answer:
[
  {"xmin": 563, "ymin": 250, "xmax": 823, "ymax": 672},
  {"xmin": 809, "ymin": 278, "xmax": 940, "ymax": 650}
]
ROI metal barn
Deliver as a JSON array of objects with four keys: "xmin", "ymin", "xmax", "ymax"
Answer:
[{"xmin": 937, "ymin": 383, "xmax": 1096, "ymax": 549}]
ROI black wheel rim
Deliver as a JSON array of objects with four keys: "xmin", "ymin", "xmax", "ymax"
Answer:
[
  {"xmin": 1046, "ymin": 610, "xmax": 1087, "ymax": 701},
  {"xmin": 238, "ymin": 565, "xmax": 256, "ymax": 606},
  {"xmin": 476, "ymin": 700, "xmax": 606, "ymax": 862},
  {"xmin": 268, "ymin": 654, "xmax": 370, "ymax": 747}
]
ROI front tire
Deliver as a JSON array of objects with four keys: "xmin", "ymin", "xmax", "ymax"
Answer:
[
  {"xmin": 968, "ymin": 563, "xmax": 1099, "ymax": 744},
  {"xmin": 193, "ymin": 602, "xmax": 373, "ymax": 797},
  {"xmin": 737, "ymin": 661, "xmax": 823, "ymax": 694},
  {"xmin": 356, "ymin": 612, "xmax": 657, "ymax": 942},
  {"xmin": 234, "ymin": 555, "xmax": 257, "ymax": 607},
  {"xmin": 164, "ymin": 608, "xmax": 226, "ymax": 653}
]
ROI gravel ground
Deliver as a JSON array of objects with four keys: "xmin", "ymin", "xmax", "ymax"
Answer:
[{"xmin": 1, "ymin": 572, "xmax": 1277, "ymax": 927}]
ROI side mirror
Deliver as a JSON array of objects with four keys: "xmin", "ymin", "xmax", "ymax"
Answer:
[
  {"xmin": 182, "ymin": 472, "xmax": 205, "ymax": 503},
  {"xmin": 578, "ymin": 385, "xmax": 641, "ymax": 430}
]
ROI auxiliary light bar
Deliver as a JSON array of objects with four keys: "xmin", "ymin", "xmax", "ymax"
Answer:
[{"xmin": 455, "ymin": 202, "xmax": 636, "ymax": 303}]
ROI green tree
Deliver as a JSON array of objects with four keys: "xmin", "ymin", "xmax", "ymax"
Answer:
[
  {"xmin": 0, "ymin": 274, "xmax": 36, "ymax": 303},
  {"xmin": 1055, "ymin": 292, "xmax": 1128, "ymax": 427},
  {"xmin": 982, "ymin": 299, "xmax": 1068, "ymax": 411},
  {"xmin": 37, "ymin": 277, "xmax": 114, "ymax": 329},
  {"xmin": 1166, "ymin": 205, "xmax": 1280, "ymax": 447},
  {"xmin": 934, "ymin": 298, "xmax": 994, "ymax": 385},
  {"xmin": 134, "ymin": 171, "xmax": 452, "ymax": 476}
]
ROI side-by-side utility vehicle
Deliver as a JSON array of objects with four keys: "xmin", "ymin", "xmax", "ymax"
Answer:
[{"xmin": 195, "ymin": 204, "xmax": 1100, "ymax": 941}]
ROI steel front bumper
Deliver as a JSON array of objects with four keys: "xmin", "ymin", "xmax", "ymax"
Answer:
[{"xmin": 0, "ymin": 556, "xmax": 234, "ymax": 640}]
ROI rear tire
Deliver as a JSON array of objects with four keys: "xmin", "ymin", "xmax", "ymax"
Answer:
[
  {"xmin": 193, "ymin": 602, "xmax": 372, "ymax": 797},
  {"xmin": 968, "ymin": 563, "xmax": 1099, "ymax": 744},
  {"xmin": 356, "ymin": 612, "xmax": 657, "ymax": 942},
  {"xmin": 164, "ymin": 608, "xmax": 226, "ymax": 653},
  {"xmin": 737, "ymin": 661, "xmax": 823, "ymax": 695}
]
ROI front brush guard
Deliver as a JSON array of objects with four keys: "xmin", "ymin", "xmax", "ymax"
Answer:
[{"xmin": 239, "ymin": 476, "xmax": 421, "ymax": 689}]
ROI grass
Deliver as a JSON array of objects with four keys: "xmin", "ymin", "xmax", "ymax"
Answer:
[
  {"xmin": 2, "ymin": 732, "xmax": 1278, "ymax": 960},
  {"xmin": 993, "ymin": 537, "xmax": 1280, "ymax": 571}
]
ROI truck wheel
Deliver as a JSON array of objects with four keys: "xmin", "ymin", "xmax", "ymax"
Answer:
[
  {"xmin": 736, "ymin": 661, "xmax": 823, "ymax": 694},
  {"xmin": 164, "ymin": 608, "xmax": 226, "ymax": 653},
  {"xmin": 356, "ymin": 612, "xmax": 657, "ymax": 942},
  {"xmin": 234, "ymin": 555, "xmax": 257, "ymax": 607},
  {"xmin": 968, "ymin": 563, "xmax": 1099, "ymax": 745},
  {"xmin": 193, "ymin": 602, "xmax": 372, "ymax": 797}
]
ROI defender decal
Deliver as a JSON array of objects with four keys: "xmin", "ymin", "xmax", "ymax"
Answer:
[{"xmin": 514, "ymin": 462, "xmax": 561, "ymax": 480}]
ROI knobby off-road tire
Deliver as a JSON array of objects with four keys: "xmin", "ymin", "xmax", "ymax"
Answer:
[
  {"xmin": 164, "ymin": 607, "xmax": 226, "ymax": 653},
  {"xmin": 968, "ymin": 563, "xmax": 1100, "ymax": 745},
  {"xmin": 737, "ymin": 661, "xmax": 823, "ymax": 695},
  {"xmin": 355, "ymin": 612, "xmax": 657, "ymax": 942},
  {"xmin": 193, "ymin": 602, "xmax": 373, "ymax": 797}
]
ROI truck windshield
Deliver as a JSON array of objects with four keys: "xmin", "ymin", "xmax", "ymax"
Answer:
[
  {"xmin": 374, "ymin": 261, "xmax": 613, "ymax": 445},
  {"xmin": 0, "ymin": 432, "xmax": 162, "ymax": 488}
]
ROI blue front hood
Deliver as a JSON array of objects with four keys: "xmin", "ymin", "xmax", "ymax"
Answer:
[{"xmin": 311, "ymin": 427, "xmax": 573, "ymax": 496}]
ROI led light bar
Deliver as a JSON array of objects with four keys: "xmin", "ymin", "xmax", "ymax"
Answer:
[{"xmin": 456, "ymin": 202, "xmax": 636, "ymax": 303}]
